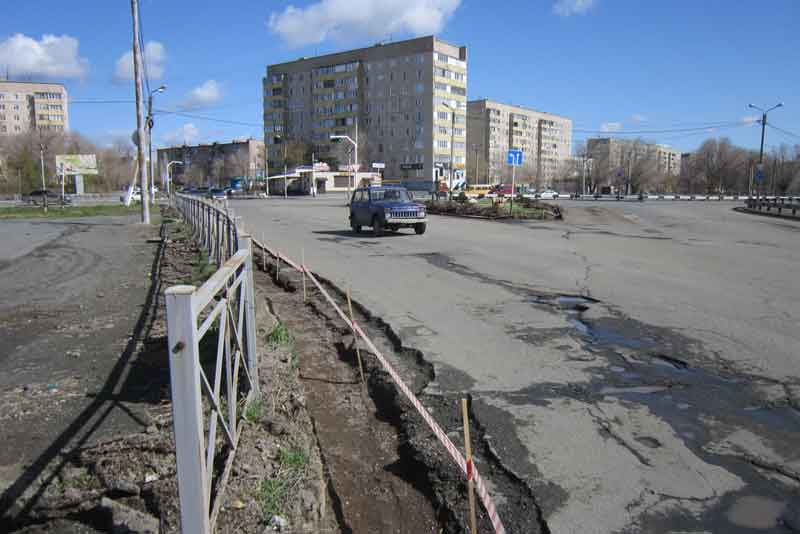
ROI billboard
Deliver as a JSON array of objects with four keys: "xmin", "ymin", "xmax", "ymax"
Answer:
[{"xmin": 56, "ymin": 154, "xmax": 99, "ymax": 175}]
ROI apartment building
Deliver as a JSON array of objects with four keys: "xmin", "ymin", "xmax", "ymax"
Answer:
[
  {"xmin": 156, "ymin": 138, "xmax": 266, "ymax": 186},
  {"xmin": 467, "ymin": 99, "xmax": 572, "ymax": 186},
  {"xmin": 0, "ymin": 81, "xmax": 69, "ymax": 136},
  {"xmin": 263, "ymin": 36, "xmax": 468, "ymax": 182},
  {"xmin": 587, "ymin": 138, "xmax": 682, "ymax": 178}
]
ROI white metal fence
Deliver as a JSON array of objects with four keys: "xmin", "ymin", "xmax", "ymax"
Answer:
[{"xmin": 167, "ymin": 194, "xmax": 258, "ymax": 533}]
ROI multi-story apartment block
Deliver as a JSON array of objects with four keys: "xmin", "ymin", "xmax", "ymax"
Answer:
[
  {"xmin": 467, "ymin": 99, "xmax": 572, "ymax": 185},
  {"xmin": 0, "ymin": 81, "xmax": 69, "ymax": 136},
  {"xmin": 263, "ymin": 36, "xmax": 468, "ymax": 182},
  {"xmin": 156, "ymin": 138, "xmax": 266, "ymax": 186},
  {"xmin": 587, "ymin": 138, "xmax": 682, "ymax": 179}
]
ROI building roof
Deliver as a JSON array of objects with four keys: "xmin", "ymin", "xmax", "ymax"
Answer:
[
  {"xmin": 467, "ymin": 98, "xmax": 570, "ymax": 121},
  {"xmin": 0, "ymin": 79, "xmax": 67, "ymax": 87},
  {"xmin": 267, "ymin": 35, "xmax": 463, "ymax": 70}
]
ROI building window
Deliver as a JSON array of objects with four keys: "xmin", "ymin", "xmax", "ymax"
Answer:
[{"xmin": 437, "ymin": 111, "xmax": 449, "ymax": 121}]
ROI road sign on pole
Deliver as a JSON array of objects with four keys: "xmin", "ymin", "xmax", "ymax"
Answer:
[
  {"xmin": 507, "ymin": 149, "xmax": 524, "ymax": 167},
  {"xmin": 755, "ymin": 164, "xmax": 765, "ymax": 183},
  {"xmin": 507, "ymin": 149, "xmax": 523, "ymax": 213}
]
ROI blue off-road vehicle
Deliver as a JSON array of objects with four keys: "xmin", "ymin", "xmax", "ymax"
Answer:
[{"xmin": 349, "ymin": 185, "xmax": 427, "ymax": 237}]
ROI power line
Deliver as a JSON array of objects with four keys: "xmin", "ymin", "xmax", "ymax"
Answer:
[
  {"xmin": 767, "ymin": 123, "xmax": 800, "ymax": 140},
  {"xmin": 136, "ymin": 0, "xmax": 151, "ymax": 95},
  {"xmin": 68, "ymin": 99, "xmax": 135, "ymax": 104},
  {"xmin": 573, "ymin": 122, "xmax": 744, "ymax": 135},
  {"xmin": 153, "ymin": 108, "xmax": 262, "ymax": 127}
]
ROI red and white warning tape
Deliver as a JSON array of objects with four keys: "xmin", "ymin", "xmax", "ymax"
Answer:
[{"xmin": 296, "ymin": 265, "xmax": 507, "ymax": 534}]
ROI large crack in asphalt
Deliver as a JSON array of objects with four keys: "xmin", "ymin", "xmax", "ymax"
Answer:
[
  {"xmin": 409, "ymin": 251, "xmax": 800, "ymax": 532},
  {"xmin": 260, "ymin": 257, "xmax": 550, "ymax": 534}
]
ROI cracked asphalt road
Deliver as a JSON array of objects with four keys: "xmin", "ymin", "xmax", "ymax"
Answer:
[{"xmin": 235, "ymin": 197, "xmax": 800, "ymax": 533}]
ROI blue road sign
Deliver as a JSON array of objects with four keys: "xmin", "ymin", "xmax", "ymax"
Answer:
[
  {"xmin": 507, "ymin": 149, "xmax": 524, "ymax": 166},
  {"xmin": 755, "ymin": 169, "xmax": 765, "ymax": 183}
]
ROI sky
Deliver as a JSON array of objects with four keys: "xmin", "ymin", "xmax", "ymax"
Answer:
[{"xmin": 3, "ymin": 0, "xmax": 799, "ymax": 153}]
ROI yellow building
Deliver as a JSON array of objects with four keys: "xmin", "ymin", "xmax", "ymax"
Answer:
[{"xmin": 0, "ymin": 80, "xmax": 69, "ymax": 136}]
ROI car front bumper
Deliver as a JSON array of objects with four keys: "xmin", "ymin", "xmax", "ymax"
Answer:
[{"xmin": 386, "ymin": 216, "xmax": 427, "ymax": 224}]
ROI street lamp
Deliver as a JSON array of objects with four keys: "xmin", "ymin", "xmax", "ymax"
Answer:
[
  {"xmin": 274, "ymin": 134, "xmax": 289, "ymax": 198},
  {"xmin": 147, "ymin": 85, "xmax": 167, "ymax": 202},
  {"xmin": 330, "ymin": 132, "xmax": 358, "ymax": 198},
  {"xmin": 442, "ymin": 102, "xmax": 457, "ymax": 201},
  {"xmin": 166, "ymin": 160, "xmax": 183, "ymax": 196},
  {"xmin": 748, "ymin": 102, "xmax": 783, "ymax": 197}
]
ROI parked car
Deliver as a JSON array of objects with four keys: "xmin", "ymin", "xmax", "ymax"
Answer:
[
  {"xmin": 537, "ymin": 189, "xmax": 559, "ymax": 200},
  {"xmin": 120, "ymin": 187, "xmax": 142, "ymax": 203},
  {"xmin": 349, "ymin": 185, "xmax": 427, "ymax": 236},
  {"xmin": 207, "ymin": 188, "xmax": 227, "ymax": 200},
  {"xmin": 26, "ymin": 189, "xmax": 70, "ymax": 205}
]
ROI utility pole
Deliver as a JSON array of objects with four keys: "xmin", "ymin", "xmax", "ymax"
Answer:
[
  {"xmin": 131, "ymin": 0, "xmax": 149, "ymax": 224},
  {"xmin": 749, "ymin": 102, "xmax": 783, "ymax": 198},
  {"xmin": 283, "ymin": 139, "xmax": 288, "ymax": 199},
  {"xmin": 147, "ymin": 85, "xmax": 166, "ymax": 205},
  {"xmin": 536, "ymin": 119, "xmax": 543, "ymax": 191},
  {"xmin": 473, "ymin": 144, "xmax": 480, "ymax": 186},
  {"xmin": 264, "ymin": 139, "xmax": 269, "ymax": 198},
  {"xmin": 39, "ymin": 140, "xmax": 47, "ymax": 213}
]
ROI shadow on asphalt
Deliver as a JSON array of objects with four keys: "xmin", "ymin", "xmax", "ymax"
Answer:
[
  {"xmin": 0, "ymin": 224, "xmax": 169, "ymax": 529},
  {"xmin": 312, "ymin": 229, "xmax": 411, "ymax": 239}
]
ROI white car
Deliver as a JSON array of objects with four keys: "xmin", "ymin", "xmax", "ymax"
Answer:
[
  {"xmin": 537, "ymin": 189, "xmax": 559, "ymax": 200},
  {"xmin": 120, "ymin": 188, "xmax": 142, "ymax": 203}
]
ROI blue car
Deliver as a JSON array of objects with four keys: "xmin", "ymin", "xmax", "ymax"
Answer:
[{"xmin": 349, "ymin": 186, "xmax": 427, "ymax": 236}]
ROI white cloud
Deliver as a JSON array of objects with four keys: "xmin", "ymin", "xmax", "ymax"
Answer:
[
  {"xmin": 268, "ymin": 0, "xmax": 462, "ymax": 48},
  {"xmin": 163, "ymin": 123, "xmax": 199, "ymax": 145},
  {"xmin": 553, "ymin": 0, "xmax": 596, "ymax": 16},
  {"xmin": 0, "ymin": 33, "xmax": 88, "ymax": 79},
  {"xmin": 631, "ymin": 114, "xmax": 647, "ymax": 123},
  {"xmin": 180, "ymin": 80, "xmax": 222, "ymax": 110},
  {"xmin": 114, "ymin": 41, "xmax": 166, "ymax": 83},
  {"xmin": 741, "ymin": 115, "xmax": 760, "ymax": 125},
  {"xmin": 601, "ymin": 122, "xmax": 623, "ymax": 132}
]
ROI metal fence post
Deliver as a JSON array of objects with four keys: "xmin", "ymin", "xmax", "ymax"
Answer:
[
  {"xmin": 237, "ymin": 233, "xmax": 259, "ymax": 395},
  {"xmin": 165, "ymin": 285, "xmax": 211, "ymax": 534}
]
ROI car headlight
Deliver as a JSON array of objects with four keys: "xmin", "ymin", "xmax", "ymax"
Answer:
[
  {"xmin": 385, "ymin": 208, "xmax": 392, "ymax": 217},
  {"xmin": 418, "ymin": 208, "xmax": 425, "ymax": 216}
]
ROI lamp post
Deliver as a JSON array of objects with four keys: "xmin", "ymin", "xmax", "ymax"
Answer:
[
  {"xmin": 273, "ymin": 134, "xmax": 289, "ymax": 198},
  {"xmin": 748, "ymin": 102, "xmax": 783, "ymax": 198},
  {"xmin": 147, "ymin": 85, "xmax": 167, "ymax": 203},
  {"xmin": 330, "ymin": 132, "xmax": 358, "ymax": 198},
  {"xmin": 39, "ymin": 139, "xmax": 48, "ymax": 213},
  {"xmin": 443, "ymin": 102, "xmax": 457, "ymax": 200},
  {"xmin": 166, "ymin": 160, "xmax": 183, "ymax": 196}
]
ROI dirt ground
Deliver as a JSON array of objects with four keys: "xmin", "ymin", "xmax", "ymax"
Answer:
[
  {"xmin": 0, "ymin": 212, "xmax": 333, "ymax": 533},
  {"xmin": 1, "ymin": 206, "xmax": 547, "ymax": 534}
]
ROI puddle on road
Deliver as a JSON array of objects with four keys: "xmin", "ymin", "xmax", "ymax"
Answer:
[{"xmin": 725, "ymin": 495, "xmax": 786, "ymax": 529}]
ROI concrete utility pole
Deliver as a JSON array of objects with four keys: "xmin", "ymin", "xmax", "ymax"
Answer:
[
  {"xmin": 39, "ymin": 140, "xmax": 47, "ymax": 213},
  {"xmin": 443, "ymin": 102, "xmax": 456, "ymax": 200},
  {"xmin": 749, "ymin": 102, "xmax": 784, "ymax": 198},
  {"xmin": 131, "ymin": 0, "xmax": 149, "ymax": 223},
  {"xmin": 147, "ymin": 85, "xmax": 166, "ymax": 204},
  {"xmin": 473, "ymin": 144, "xmax": 480, "ymax": 186},
  {"xmin": 536, "ymin": 119, "xmax": 543, "ymax": 191}
]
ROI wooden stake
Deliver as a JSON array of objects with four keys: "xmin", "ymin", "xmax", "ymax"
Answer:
[
  {"xmin": 276, "ymin": 250, "xmax": 281, "ymax": 281},
  {"xmin": 302, "ymin": 248, "xmax": 307, "ymax": 302},
  {"xmin": 262, "ymin": 234, "xmax": 267, "ymax": 272},
  {"xmin": 347, "ymin": 288, "xmax": 365, "ymax": 384},
  {"xmin": 462, "ymin": 398, "xmax": 478, "ymax": 534}
]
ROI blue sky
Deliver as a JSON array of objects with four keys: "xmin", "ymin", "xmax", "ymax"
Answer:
[{"xmin": 3, "ymin": 0, "xmax": 799, "ymax": 152}]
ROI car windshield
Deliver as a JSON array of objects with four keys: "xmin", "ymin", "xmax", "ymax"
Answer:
[{"xmin": 371, "ymin": 189, "xmax": 410, "ymax": 202}]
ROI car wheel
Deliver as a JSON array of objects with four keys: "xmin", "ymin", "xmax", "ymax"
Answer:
[
  {"xmin": 351, "ymin": 222, "xmax": 361, "ymax": 233},
  {"xmin": 414, "ymin": 223, "xmax": 426, "ymax": 235},
  {"xmin": 372, "ymin": 216, "xmax": 384, "ymax": 237}
]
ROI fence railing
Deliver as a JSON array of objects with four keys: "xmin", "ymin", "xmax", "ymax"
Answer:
[
  {"xmin": 167, "ymin": 194, "xmax": 258, "ymax": 534},
  {"xmin": 745, "ymin": 197, "xmax": 800, "ymax": 217},
  {"xmin": 169, "ymin": 193, "xmax": 507, "ymax": 533}
]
